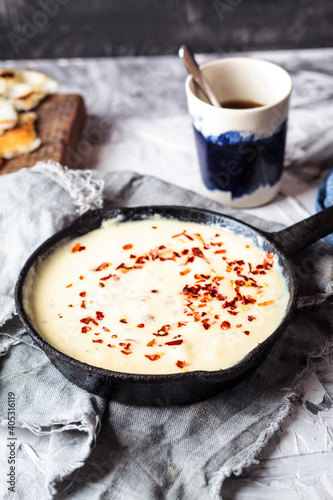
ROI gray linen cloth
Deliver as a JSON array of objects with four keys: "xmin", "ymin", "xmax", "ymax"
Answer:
[{"xmin": 0, "ymin": 162, "xmax": 332, "ymax": 500}]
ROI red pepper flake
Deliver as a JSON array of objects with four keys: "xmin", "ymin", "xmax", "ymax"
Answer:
[
  {"xmin": 212, "ymin": 276, "xmax": 224, "ymax": 283},
  {"xmin": 71, "ymin": 243, "xmax": 86, "ymax": 253},
  {"xmin": 154, "ymin": 324, "xmax": 171, "ymax": 336},
  {"xmin": 180, "ymin": 268, "xmax": 191, "ymax": 276},
  {"xmin": 102, "ymin": 326, "xmax": 110, "ymax": 332},
  {"xmin": 81, "ymin": 326, "xmax": 91, "ymax": 333},
  {"xmin": 92, "ymin": 339, "xmax": 103, "ymax": 343},
  {"xmin": 80, "ymin": 300, "xmax": 86, "ymax": 309},
  {"xmin": 107, "ymin": 344, "xmax": 116, "ymax": 348},
  {"xmin": 181, "ymin": 249, "xmax": 189, "ymax": 255},
  {"xmin": 176, "ymin": 360, "xmax": 185, "ymax": 369},
  {"xmin": 95, "ymin": 262, "xmax": 110, "ymax": 272},
  {"xmin": 66, "ymin": 284, "xmax": 73, "ymax": 288},
  {"xmin": 130, "ymin": 254, "xmax": 136, "ymax": 259},
  {"xmin": 236, "ymin": 324, "xmax": 242, "ymax": 328},
  {"xmin": 244, "ymin": 331, "xmax": 250, "ymax": 335},
  {"xmin": 146, "ymin": 339, "xmax": 156, "ymax": 347},
  {"xmin": 177, "ymin": 321, "xmax": 187, "ymax": 328},
  {"xmin": 202, "ymin": 323, "xmax": 211, "ymax": 330},
  {"xmin": 79, "ymin": 275, "xmax": 84, "ymax": 280},
  {"xmin": 99, "ymin": 282, "xmax": 105, "ymax": 288},
  {"xmin": 194, "ymin": 233, "xmax": 206, "ymax": 246},
  {"xmin": 123, "ymin": 244, "xmax": 133, "ymax": 250},
  {"xmin": 248, "ymin": 315, "xmax": 256, "ymax": 322},
  {"xmin": 80, "ymin": 317, "xmax": 92, "ymax": 325},
  {"xmin": 172, "ymin": 230, "xmax": 193, "ymax": 240},
  {"xmin": 193, "ymin": 312, "xmax": 201, "ymax": 322},
  {"xmin": 165, "ymin": 339, "xmax": 183, "ymax": 346},
  {"xmin": 100, "ymin": 274, "xmax": 112, "ymax": 281},
  {"xmin": 120, "ymin": 342, "xmax": 132, "ymax": 354},
  {"xmin": 214, "ymin": 249, "xmax": 227, "ymax": 254},
  {"xmin": 266, "ymin": 252, "xmax": 274, "ymax": 260},
  {"xmin": 79, "ymin": 291, "xmax": 86, "ymax": 297},
  {"xmin": 258, "ymin": 300, "xmax": 274, "ymax": 306},
  {"xmin": 151, "ymin": 289, "xmax": 159, "ymax": 293},
  {"xmin": 223, "ymin": 298, "xmax": 238, "ymax": 310},
  {"xmin": 68, "ymin": 304, "xmax": 73, "ymax": 308},
  {"xmin": 152, "ymin": 226, "xmax": 158, "ymax": 229},
  {"xmin": 119, "ymin": 318, "xmax": 127, "ymax": 324},
  {"xmin": 221, "ymin": 321, "xmax": 231, "ymax": 330},
  {"xmin": 192, "ymin": 247, "xmax": 205, "ymax": 258},
  {"xmin": 116, "ymin": 263, "xmax": 133, "ymax": 272},
  {"xmin": 80, "ymin": 316, "xmax": 99, "ymax": 326},
  {"xmin": 96, "ymin": 311, "xmax": 104, "ymax": 320},
  {"xmin": 245, "ymin": 244, "xmax": 250, "ymax": 249},
  {"xmin": 227, "ymin": 310, "xmax": 238, "ymax": 316},
  {"xmin": 137, "ymin": 323, "xmax": 145, "ymax": 328},
  {"xmin": 242, "ymin": 295, "xmax": 256, "ymax": 305},
  {"xmin": 182, "ymin": 284, "xmax": 200, "ymax": 296},
  {"xmin": 145, "ymin": 354, "xmax": 161, "ymax": 361}
]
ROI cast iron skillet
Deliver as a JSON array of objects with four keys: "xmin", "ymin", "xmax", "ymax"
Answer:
[{"xmin": 15, "ymin": 205, "xmax": 333, "ymax": 406}]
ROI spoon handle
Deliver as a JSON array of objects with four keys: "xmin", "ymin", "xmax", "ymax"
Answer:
[{"xmin": 179, "ymin": 45, "xmax": 221, "ymax": 108}]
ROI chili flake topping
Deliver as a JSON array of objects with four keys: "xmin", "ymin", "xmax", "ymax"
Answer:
[
  {"xmin": 71, "ymin": 243, "xmax": 86, "ymax": 253},
  {"xmin": 145, "ymin": 354, "xmax": 161, "ymax": 361},
  {"xmin": 31, "ymin": 216, "xmax": 288, "ymax": 376}
]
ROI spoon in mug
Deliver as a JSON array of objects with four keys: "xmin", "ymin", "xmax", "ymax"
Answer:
[{"xmin": 178, "ymin": 45, "xmax": 221, "ymax": 108}]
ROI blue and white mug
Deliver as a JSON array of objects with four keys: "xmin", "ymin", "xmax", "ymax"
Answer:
[{"xmin": 185, "ymin": 57, "xmax": 292, "ymax": 208}]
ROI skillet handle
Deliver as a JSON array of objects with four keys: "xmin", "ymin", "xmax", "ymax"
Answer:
[{"xmin": 268, "ymin": 205, "xmax": 333, "ymax": 257}]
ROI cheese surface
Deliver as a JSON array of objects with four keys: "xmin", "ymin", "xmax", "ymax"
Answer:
[{"xmin": 25, "ymin": 216, "xmax": 289, "ymax": 374}]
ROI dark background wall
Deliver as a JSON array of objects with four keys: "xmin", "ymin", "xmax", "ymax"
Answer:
[{"xmin": 1, "ymin": 0, "xmax": 333, "ymax": 60}]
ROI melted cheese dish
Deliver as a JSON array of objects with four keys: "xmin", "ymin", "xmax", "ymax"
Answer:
[{"xmin": 24, "ymin": 217, "xmax": 289, "ymax": 374}]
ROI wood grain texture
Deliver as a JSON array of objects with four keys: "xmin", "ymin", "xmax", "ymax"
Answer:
[
  {"xmin": 0, "ymin": 94, "xmax": 86, "ymax": 175},
  {"xmin": 1, "ymin": 0, "xmax": 333, "ymax": 60}
]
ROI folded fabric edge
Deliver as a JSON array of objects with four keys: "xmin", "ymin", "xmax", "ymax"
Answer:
[
  {"xmin": 48, "ymin": 413, "xmax": 102, "ymax": 497},
  {"xmin": 28, "ymin": 161, "xmax": 105, "ymax": 215},
  {"xmin": 0, "ymin": 301, "xmax": 14, "ymax": 329},
  {"xmin": 209, "ymin": 336, "xmax": 333, "ymax": 499},
  {"xmin": 8, "ymin": 413, "xmax": 102, "ymax": 498}
]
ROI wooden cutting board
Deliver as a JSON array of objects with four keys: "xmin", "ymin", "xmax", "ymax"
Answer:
[{"xmin": 0, "ymin": 94, "xmax": 86, "ymax": 176}]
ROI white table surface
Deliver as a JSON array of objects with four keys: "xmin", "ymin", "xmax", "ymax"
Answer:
[{"xmin": 1, "ymin": 48, "xmax": 333, "ymax": 499}]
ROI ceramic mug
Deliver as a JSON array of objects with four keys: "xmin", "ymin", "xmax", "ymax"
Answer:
[{"xmin": 185, "ymin": 57, "xmax": 293, "ymax": 208}]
